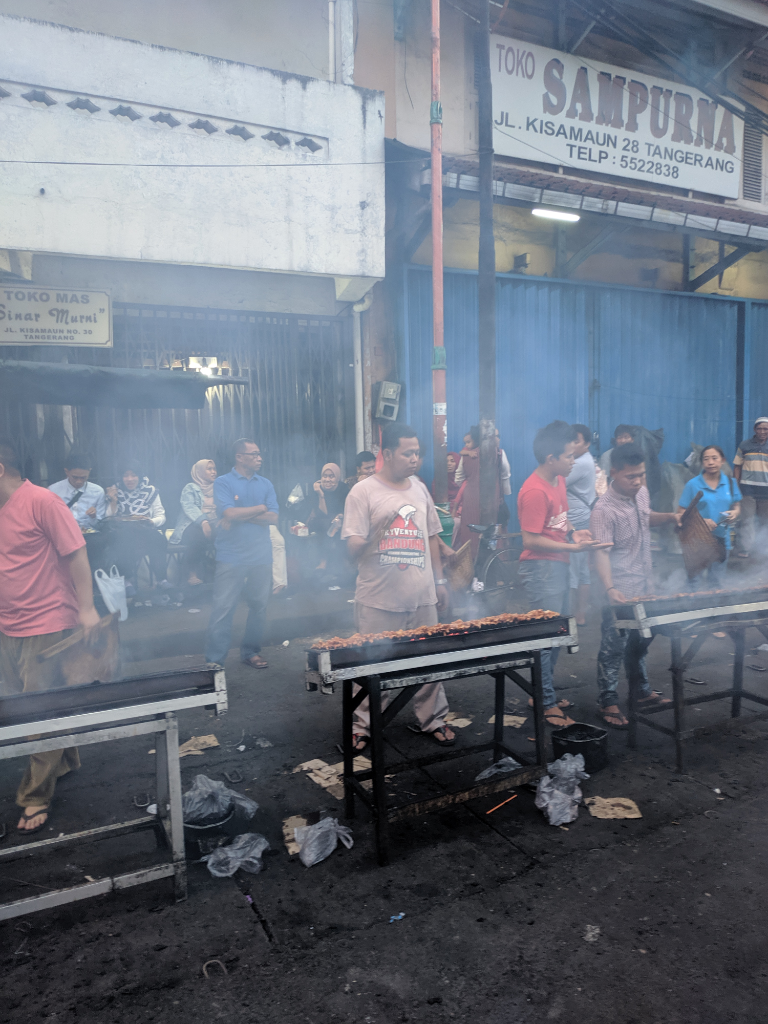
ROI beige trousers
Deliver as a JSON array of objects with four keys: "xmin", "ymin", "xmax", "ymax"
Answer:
[
  {"xmin": 352, "ymin": 604, "xmax": 449, "ymax": 737},
  {"xmin": 0, "ymin": 630, "xmax": 81, "ymax": 808}
]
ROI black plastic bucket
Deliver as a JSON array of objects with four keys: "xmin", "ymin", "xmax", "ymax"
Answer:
[
  {"xmin": 550, "ymin": 723, "xmax": 609, "ymax": 774},
  {"xmin": 183, "ymin": 807, "xmax": 235, "ymax": 860}
]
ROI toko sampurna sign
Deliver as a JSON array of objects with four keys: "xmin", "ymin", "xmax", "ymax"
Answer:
[{"xmin": 491, "ymin": 36, "xmax": 744, "ymax": 199}]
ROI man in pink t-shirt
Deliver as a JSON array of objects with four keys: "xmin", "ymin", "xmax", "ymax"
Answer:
[
  {"xmin": 342, "ymin": 423, "xmax": 454, "ymax": 750},
  {"xmin": 0, "ymin": 443, "xmax": 100, "ymax": 834}
]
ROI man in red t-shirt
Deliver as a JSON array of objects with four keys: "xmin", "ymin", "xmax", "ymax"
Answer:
[
  {"xmin": 0, "ymin": 442, "xmax": 100, "ymax": 834},
  {"xmin": 517, "ymin": 421, "xmax": 610, "ymax": 727}
]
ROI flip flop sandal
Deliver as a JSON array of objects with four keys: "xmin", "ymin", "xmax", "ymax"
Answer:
[
  {"xmin": 242, "ymin": 656, "xmax": 269, "ymax": 669},
  {"xmin": 430, "ymin": 726, "xmax": 456, "ymax": 746},
  {"xmin": 529, "ymin": 697, "xmax": 573, "ymax": 710},
  {"xmin": 598, "ymin": 708, "xmax": 629, "ymax": 730},
  {"xmin": 543, "ymin": 709, "xmax": 573, "ymax": 728},
  {"xmin": 16, "ymin": 808, "xmax": 50, "ymax": 835},
  {"xmin": 352, "ymin": 734, "xmax": 370, "ymax": 753},
  {"xmin": 637, "ymin": 691, "xmax": 672, "ymax": 707}
]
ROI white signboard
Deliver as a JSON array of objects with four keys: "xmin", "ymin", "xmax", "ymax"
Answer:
[
  {"xmin": 0, "ymin": 287, "xmax": 111, "ymax": 346},
  {"xmin": 491, "ymin": 36, "xmax": 743, "ymax": 199}
]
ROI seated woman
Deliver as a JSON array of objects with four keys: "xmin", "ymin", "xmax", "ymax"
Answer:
[
  {"xmin": 169, "ymin": 459, "xmax": 218, "ymax": 586},
  {"xmin": 106, "ymin": 461, "xmax": 169, "ymax": 595},
  {"xmin": 307, "ymin": 462, "xmax": 349, "ymax": 572}
]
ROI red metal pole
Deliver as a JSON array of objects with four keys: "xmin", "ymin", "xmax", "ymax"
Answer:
[{"xmin": 430, "ymin": 0, "xmax": 447, "ymax": 504}]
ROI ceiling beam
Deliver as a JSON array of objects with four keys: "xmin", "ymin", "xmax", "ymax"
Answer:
[{"xmin": 685, "ymin": 244, "xmax": 756, "ymax": 290}]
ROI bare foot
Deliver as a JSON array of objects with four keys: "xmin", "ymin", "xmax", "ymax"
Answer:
[
  {"xmin": 543, "ymin": 707, "xmax": 576, "ymax": 728},
  {"xmin": 187, "ymin": 575, "xmax": 203, "ymax": 586},
  {"xmin": 17, "ymin": 806, "xmax": 49, "ymax": 832}
]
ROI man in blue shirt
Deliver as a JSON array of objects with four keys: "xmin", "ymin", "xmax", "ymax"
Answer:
[
  {"xmin": 678, "ymin": 445, "xmax": 742, "ymax": 589},
  {"xmin": 205, "ymin": 438, "xmax": 279, "ymax": 670}
]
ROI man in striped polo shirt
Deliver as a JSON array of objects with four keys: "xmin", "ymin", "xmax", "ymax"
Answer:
[{"xmin": 733, "ymin": 416, "xmax": 768, "ymax": 558}]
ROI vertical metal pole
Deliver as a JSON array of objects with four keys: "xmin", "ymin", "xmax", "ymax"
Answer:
[
  {"xmin": 343, "ymin": 680, "xmax": 356, "ymax": 819},
  {"xmin": 368, "ymin": 677, "xmax": 390, "ymax": 866},
  {"xmin": 493, "ymin": 673, "xmax": 505, "ymax": 763},
  {"xmin": 731, "ymin": 629, "xmax": 745, "ymax": 718},
  {"xmin": 431, "ymin": 0, "xmax": 447, "ymax": 504},
  {"xmin": 531, "ymin": 653, "xmax": 547, "ymax": 770},
  {"xmin": 477, "ymin": 0, "xmax": 497, "ymax": 523},
  {"xmin": 671, "ymin": 635, "xmax": 686, "ymax": 773}
]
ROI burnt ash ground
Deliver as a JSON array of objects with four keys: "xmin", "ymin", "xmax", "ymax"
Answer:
[{"xmin": 1, "ymin": 582, "xmax": 768, "ymax": 1024}]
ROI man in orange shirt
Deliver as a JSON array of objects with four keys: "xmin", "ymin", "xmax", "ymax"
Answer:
[{"xmin": 0, "ymin": 442, "xmax": 100, "ymax": 834}]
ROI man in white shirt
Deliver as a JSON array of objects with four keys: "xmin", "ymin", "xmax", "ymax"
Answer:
[
  {"xmin": 49, "ymin": 452, "xmax": 110, "ymax": 571},
  {"xmin": 566, "ymin": 425, "xmax": 597, "ymax": 625}
]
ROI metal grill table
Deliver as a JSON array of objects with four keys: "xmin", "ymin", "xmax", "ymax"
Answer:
[
  {"xmin": 0, "ymin": 667, "xmax": 227, "ymax": 921},
  {"xmin": 306, "ymin": 617, "xmax": 578, "ymax": 864},
  {"xmin": 613, "ymin": 589, "xmax": 768, "ymax": 771}
]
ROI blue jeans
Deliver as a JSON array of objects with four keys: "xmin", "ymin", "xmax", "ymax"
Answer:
[
  {"xmin": 597, "ymin": 607, "xmax": 653, "ymax": 709},
  {"xmin": 205, "ymin": 561, "xmax": 272, "ymax": 666},
  {"xmin": 688, "ymin": 553, "xmax": 728, "ymax": 591},
  {"xmin": 517, "ymin": 559, "xmax": 569, "ymax": 708}
]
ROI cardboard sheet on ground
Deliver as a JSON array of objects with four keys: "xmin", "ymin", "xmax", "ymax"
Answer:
[
  {"xmin": 293, "ymin": 757, "xmax": 373, "ymax": 800},
  {"xmin": 444, "ymin": 712, "xmax": 473, "ymax": 728},
  {"xmin": 282, "ymin": 814, "xmax": 307, "ymax": 855},
  {"xmin": 178, "ymin": 734, "xmax": 220, "ymax": 757},
  {"xmin": 487, "ymin": 715, "xmax": 527, "ymax": 728},
  {"xmin": 584, "ymin": 796, "xmax": 642, "ymax": 819}
]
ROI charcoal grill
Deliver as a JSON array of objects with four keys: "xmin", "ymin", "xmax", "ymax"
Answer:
[
  {"xmin": 306, "ymin": 615, "xmax": 578, "ymax": 864},
  {"xmin": 0, "ymin": 667, "xmax": 227, "ymax": 920},
  {"xmin": 613, "ymin": 587, "xmax": 768, "ymax": 769}
]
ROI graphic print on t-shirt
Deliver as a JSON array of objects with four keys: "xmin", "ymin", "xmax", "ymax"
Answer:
[
  {"xmin": 378, "ymin": 503, "xmax": 425, "ymax": 570},
  {"xmin": 548, "ymin": 509, "xmax": 568, "ymax": 535}
]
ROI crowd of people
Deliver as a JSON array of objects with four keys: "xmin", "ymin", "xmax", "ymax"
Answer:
[{"xmin": 1, "ymin": 412, "xmax": 766, "ymax": 833}]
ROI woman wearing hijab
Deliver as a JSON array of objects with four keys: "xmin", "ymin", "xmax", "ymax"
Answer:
[
  {"xmin": 106, "ymin": 461, "xmax": 168, "ymax": 596},
  {"xmin": 170, "ymin": 459, "xmax": 219, "ymax": 586},
  {"xmin": 308, "ymin": 462, "xmax": 350, "ymax": 571}
]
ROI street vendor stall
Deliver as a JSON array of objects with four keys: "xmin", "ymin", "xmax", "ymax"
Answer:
[
  {"xmin": 615, "ymin": 586, "xmax": 768, "ymax": 770},
  {"xmin": 306, "ymin": 610, "xmax": 578, "ymax": 864},
  {"xmin": 0, "ymin": 663, "xmax": 227, "ymax": 921}
]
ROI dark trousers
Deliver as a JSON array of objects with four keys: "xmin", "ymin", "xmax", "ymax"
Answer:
[
  {"xmin": 180, "ymin": 521, "xmax": 214, "ymax": 579},
  {"xmin": 597, "ymin": 607, "xmax": 653, "ymax": 708},
  {"xmin": 205, "ymin": 562, "xmax": 273, "ymax": 666},
  {"xmin": 113, "ymin": 522, "xmax": 168, "ymax": 585},
  {"xmin": 83, "ymin": 530, "xmax": 113, "ymax": 574}
]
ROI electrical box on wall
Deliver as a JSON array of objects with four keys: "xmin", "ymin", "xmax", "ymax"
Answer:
[{"xmin": 373, "ymin": 380, "xmax": 401, "ymax": 421}]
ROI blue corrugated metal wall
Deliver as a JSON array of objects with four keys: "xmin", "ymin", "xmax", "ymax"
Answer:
[{"xmin": 405, "ymin": 266, "xmax": 759, "ymax": 523}]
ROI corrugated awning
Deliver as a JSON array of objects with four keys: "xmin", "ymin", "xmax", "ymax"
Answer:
[{"xmin": 0, "ymin": 360, "xmax": 248, "ymax": 409}]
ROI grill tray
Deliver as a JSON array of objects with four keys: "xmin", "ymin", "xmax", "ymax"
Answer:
[
  {"xmin": 307, "ymin": 616, "xmax": 570, "ymax": 669},
  {"xmin": 613, "ymin": 587, "xmax": 768, "ymax": 620}
]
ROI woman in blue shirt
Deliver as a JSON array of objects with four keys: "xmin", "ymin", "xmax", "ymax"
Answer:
[{"xmin": 678, "ymin": 446, "xmax": 742, "ymax": 589}]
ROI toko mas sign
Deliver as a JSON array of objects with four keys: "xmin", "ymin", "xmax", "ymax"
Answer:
[{"xmin": 491, "ymin": 36, "xmax": 744, "ymax": 199}]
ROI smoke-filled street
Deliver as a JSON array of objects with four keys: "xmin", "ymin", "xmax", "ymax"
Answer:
[{"xmin": 3, "ymin": 593, "xmax": 768, "ymax": 1024}]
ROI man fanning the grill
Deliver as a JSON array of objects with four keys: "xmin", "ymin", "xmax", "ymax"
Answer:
[
  {"xmin": 342, "ymin": 423, "xmax": 454, "ymax": 751},
  {"xmin": 590, "ymin": 445, "xmax": 681, "ymax": 729}
]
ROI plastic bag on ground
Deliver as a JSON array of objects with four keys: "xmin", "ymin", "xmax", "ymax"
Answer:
[
  {"xmin": 294, "ymin": 817, "xmax": 353, "ymax": 867},
  {"xmin": 182, "ymin": 774, "xmax": 259, "ymax": 825},
  {"xmin": 535, "ymin": 753, "xmax": 590, "ymax": 826},
  {"xmin": 474, "ymin": 755, "xmax": 522, "ymax": 782},
  {"xmin": 202, "ymin": 833, "xmax": 270, "ymax": 877},
  {"xmin": 94, "ymin": 565, "xmax": 128, "ymax": 621}
]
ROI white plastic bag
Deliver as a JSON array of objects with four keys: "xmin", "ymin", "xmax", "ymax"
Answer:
[
  {"xmin": 294, "ymin": 817, "xmax": 353, "ymax": 867},
  {"xmin": 202, "ymin": 833, "xmax": 270, "ymax": 877},
  {"xmin": 182, "ymin": 774, "xmax": 259, "ymax": 825},
  {"xmin": 535, "ymin": 753, "xmax": 590, "ymax": 826},
  {"xmin": 94, "ymin": 565, "xmax": 128, "ymax": 621}
]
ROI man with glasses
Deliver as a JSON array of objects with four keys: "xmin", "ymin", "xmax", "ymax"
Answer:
[{"xmin": 205, "ymin": 438, "xmax": 279, "ymax": 670}]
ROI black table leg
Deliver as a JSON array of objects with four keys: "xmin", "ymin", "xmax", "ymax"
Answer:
[
  {"xmin": 367, "ymin": 676, "xmax": 390, "ymax": 866},
  {"xmin": 342, "ymin": 679, "xmax": 356, "ymax": 820},
  {"xmin": 671, "ymin": 634, "xmax": 685, "ymax": 772},
  {"xmin": 493, "ymin": 673, "xmax": 505, "ymax": 763},
  {"xmin": 531, "ymin": 653, "xmax": 547, "ymax": 769},
  {"xmin": 731, "ymin": 629, "xmax": 745, "ymax": 719},
  {"xmin": 627, "ymin": 669, "xmax": 638, "ymax": 751}
]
